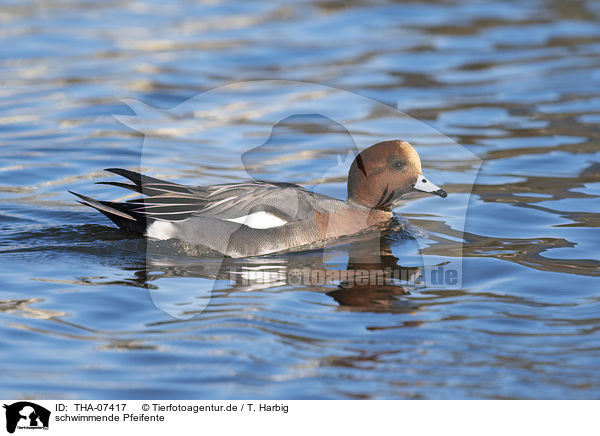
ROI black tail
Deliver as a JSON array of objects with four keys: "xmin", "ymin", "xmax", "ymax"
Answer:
[
  {"xmin": 99, "ymin": 168, "xmax": 194, "ymax": 196},
  {"xmin": 70, "ymin": 191, "xmax": 148, "ymax": 235}
]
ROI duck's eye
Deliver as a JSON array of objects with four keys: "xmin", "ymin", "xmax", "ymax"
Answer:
[{"xmin": 393, "ymin": 161, "xmax": 405, "ymax": 170}]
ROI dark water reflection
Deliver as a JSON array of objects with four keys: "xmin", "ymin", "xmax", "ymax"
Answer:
[
  {"xmin": 1, "ymin": 0, "xmax": 600, "ymax": 399},
  {"xmin": 138, "ymin": 224, "xmax": 424, "ymax": 315}
]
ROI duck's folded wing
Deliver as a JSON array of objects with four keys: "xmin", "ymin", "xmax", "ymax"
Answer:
[{"xmin": 101, "ymin": 168, "xmax": 342, "ymax": 224}]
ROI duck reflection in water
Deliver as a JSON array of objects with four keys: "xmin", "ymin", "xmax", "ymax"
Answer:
[{"xmin": 130, "ymin": 216, "xmax": 425, "ymax": 314}]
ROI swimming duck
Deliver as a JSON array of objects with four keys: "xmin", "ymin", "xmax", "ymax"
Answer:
[{"xmin": 71, "ymin": 140, "xmax": 446, "ymax": 257}]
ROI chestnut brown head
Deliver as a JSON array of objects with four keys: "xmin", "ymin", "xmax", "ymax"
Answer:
[{"xmin": 347, "ymin": 140, "xmax": 447, "ymax": 210}]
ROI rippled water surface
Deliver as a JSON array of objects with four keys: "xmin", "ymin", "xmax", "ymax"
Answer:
[{"xmin": 1, "ymin": 0, "xmax": 599, "ymax": 399}]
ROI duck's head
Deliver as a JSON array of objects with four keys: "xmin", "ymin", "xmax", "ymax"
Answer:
[{"xmin": 347, "ymin": 140, "xmax": 447, "ymax": 210}]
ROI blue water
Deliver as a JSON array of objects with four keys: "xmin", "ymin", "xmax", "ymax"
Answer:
[{"xmin": 1, "ymin": 0, "xmax": 599, "ymax": 399}]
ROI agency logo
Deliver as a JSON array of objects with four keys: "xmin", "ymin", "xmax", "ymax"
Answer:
[
  {"xmin": 3, "ymin": 402, "xmax": 50, "ymax": 434},
  {"xmin": 109, "ymin": 80, "xmax": 480, "ymax": 319}
]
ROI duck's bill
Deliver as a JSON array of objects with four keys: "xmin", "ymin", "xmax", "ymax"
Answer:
[{"xmin": 412, "ymin": 174, "xmax": 447, "ymax": 198}]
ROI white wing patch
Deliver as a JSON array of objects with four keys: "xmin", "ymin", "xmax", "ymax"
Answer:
[
  {"xmin": 225, "ymin": 211, "xmax": 287, "ymax": 229},
  {"xmin": 146, "ymin": 221, "xmax": 176, "ymax": 240}
]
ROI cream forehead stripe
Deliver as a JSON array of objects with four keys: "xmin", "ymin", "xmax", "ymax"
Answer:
[{"xmin": 401, "ymin": 142, "xmax": 423, "ymax": 173}]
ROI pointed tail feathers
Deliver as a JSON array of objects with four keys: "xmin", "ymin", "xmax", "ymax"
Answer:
[{"xmin": 69, "ymin": 191, "xmax": 147, "ymax": 235}]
